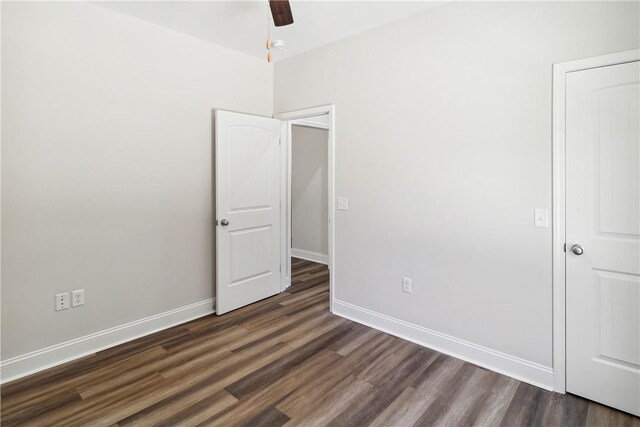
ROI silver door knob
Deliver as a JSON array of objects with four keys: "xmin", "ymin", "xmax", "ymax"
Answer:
[
  {"xmin": 220, "ymin": 219, "xmax": 230, "ymax": 226},
  {"xmin": 571, "ymin": 244, "xmax": 584, "ymax": 255}
]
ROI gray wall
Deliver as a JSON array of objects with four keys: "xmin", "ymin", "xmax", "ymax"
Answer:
[
  {"xmin": 1, "ymin": 2, "xmax": 272, "ymax": 359},
  {"xmin": 275, "ymin": 1, "xmax": 640, "ymax": 367},
  {"xmin": 291, "ymin": 125, "xmax": 328, "ymax": 256}
]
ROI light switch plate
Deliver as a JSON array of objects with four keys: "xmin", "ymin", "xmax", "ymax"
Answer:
[
  {"xmin": 337, "ymin": 197, "xmax": 348, "ymax": 211},
  {"xmin": 534, "ymin": 208, "xmax": 549, "ymax": 228}
]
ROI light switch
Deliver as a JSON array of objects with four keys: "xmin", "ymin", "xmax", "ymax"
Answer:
[
  {"xmin": 534, "ymin": 208, "xmax": 549, "ymax": 228},
  {"xmin": 337, "ymin": 197, "xmax": 348, "ymax": 211}
]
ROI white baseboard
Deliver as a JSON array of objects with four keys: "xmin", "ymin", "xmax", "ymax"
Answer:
[
  {"xmin": 332, "ymin": 299, "xmax": 554, "ymax": 391},
  {"xmin": 0, "ymin": 298, "xmax": 215, "ymax": 384},
  {"xmin": 291, "ymin": 248, "xmax": 328, "ymax": 265}
]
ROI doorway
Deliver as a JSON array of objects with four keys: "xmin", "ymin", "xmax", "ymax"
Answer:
[
  {"xmin": 275, "ymin": 105, "xmax": 336, "ymax": 312},
  {"xmin": 553, "ymin": 50, "xmax": 639, "ymax": 416},
  {"xmin": 290, "ymin": 118, "xmax": 329, "ymax": 266}
]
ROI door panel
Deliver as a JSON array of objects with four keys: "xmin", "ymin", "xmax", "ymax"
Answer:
[
  {"xmin": 215, "ymin": 111, "xmax": 282, "ymax": 315},
  {"xmin": 566, "ymin": 60, "xmax": 640, "ymax": 416},
  {"xmin": 598, "ymin": 87, "xmax": 640, "ymax": 236},
  {"xmin": 597, "ymin": 271, "xmax": 639, "ymax": 366}
]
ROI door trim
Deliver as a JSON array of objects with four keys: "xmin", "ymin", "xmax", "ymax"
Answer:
[
  {"xmin": 551, "ymin": 49, "xmax": 639, "ymax": 393},
  {"xmin": 275, "ymin": 105, "xmax": 336, "ymax": 313}
]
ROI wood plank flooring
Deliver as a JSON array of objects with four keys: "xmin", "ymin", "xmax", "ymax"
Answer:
[{"xmin": 1, "ymin": 258, "xmax": 638, "ymax": 426}]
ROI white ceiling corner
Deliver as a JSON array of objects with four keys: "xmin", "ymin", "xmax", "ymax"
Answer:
[{"xmin": 94, "ymin": 1, "xmax": 445, "ymax": 61}]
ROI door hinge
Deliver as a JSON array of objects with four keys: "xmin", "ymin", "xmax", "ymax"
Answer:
[{"xmin": 563, "ymin": 243, "xmax": 566, "ymax": 253}]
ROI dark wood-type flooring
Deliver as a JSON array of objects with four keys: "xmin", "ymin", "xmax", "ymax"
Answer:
[{"xmin": 2, "ymin": 258, "xmax": 639, "ymax": 426}]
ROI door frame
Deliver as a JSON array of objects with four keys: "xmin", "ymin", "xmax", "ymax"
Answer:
[
  {"xmin": 274, "ymin": 105, "xmax": 336, "ymax": 312},
  {"xmin": 551, "ymin": 49, "xmax": 639, "ymax": 393}
]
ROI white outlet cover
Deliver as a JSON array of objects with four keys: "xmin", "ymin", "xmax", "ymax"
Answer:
[
  {"xmin": 56, "ymin": 292, "xmax": 70, "ymax": 311},
  {"xmin": 72, "ymin": 289, "xmax": 85, "ymax": 307},
  {"xmin": 402, "ymin": 277, "xmax": 412, "ymax": 294}
]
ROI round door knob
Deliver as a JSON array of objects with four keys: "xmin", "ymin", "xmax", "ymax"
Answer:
[
  {"xmin": 571, "ymin": 244, "xmax": 584, "ymax": 255},
  {"xmin": 220, "ymin": 219, "xmax": 230, "ymax": 226}
]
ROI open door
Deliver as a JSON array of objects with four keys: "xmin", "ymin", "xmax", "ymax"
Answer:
[
  {"xmin": 215, "ymin": 110, "xmax": 282, "ymax": 315},
  {"xmin": 565, "ymin": 60, "xmax": 640, "ymax": 416}
]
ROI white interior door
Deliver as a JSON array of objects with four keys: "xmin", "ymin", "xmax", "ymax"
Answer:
[
  {"xmin": 566, "ymin": 60, "xmax": 640, "ymax": 415},
  {"xmin": 215, "ymin": 110, "xmax": 282, "ymax": 315}
]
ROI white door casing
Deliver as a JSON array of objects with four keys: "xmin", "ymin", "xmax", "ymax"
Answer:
[
  {"xmin": 215, "ymin": 110, "xmax": 282, "ymax": 315},
  {"xmin": 565, "ymin": 60, "xmax": 640, "ymax": 415},
  {"xmin": 274, "ymin": 105, "xmax": 336, "ymax": 312}
]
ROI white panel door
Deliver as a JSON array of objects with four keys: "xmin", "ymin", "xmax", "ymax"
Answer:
[
  {"xmin": 566, "ymin": 60, "xmax": 640, "ymax": 416},
  {"xmin": 215, "ymin": 110, "xmax": 282, "ymax": 315}
]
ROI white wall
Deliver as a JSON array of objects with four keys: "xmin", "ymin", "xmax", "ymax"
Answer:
[
  {"xmin": 291, "ymin": 125, "xmax": 328, "ymax": 258},
  {"xmin": 275, "ymin": 1, "xmax": 639, "ymax": 372},
  {"xmin": 1, "ymin": 2, "xmax": 272, "ymax": 362}
]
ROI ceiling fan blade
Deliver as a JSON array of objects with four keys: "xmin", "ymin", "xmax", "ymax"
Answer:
[{"xmin": 269, "ymin": 0, "xmax": 294, "ymax": 27}]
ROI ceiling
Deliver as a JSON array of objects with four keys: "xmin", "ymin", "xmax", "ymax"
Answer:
[{"xmin": 95, "ymin": 1, "xmax": 444, "ymax": 62}]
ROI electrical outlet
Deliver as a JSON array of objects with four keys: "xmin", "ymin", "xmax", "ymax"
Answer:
[
  {"xmin": 402, "ymin": 277, "xmax": 412, "ymax": 294},
  {"xmin": 56, "ymin": 293, "xmax": 70, "ymax": 311},
  {"xmin": 72, "ymin": 289, "xmax": 85, "ymax": 307}
]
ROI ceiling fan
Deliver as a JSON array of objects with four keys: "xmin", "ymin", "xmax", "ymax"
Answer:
[{"xmin": 269, "ymin": 0, "xmax": 294, "ymax": 27}]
